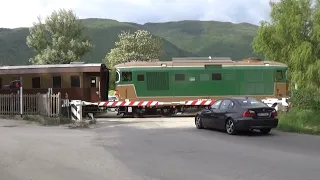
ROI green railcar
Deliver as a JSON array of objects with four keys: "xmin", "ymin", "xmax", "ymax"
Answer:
[{"xmin": 113, "ymin": 57, "xmax": 289, "ymax": 116}]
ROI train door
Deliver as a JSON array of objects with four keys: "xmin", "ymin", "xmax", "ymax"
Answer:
[
  {"xmin": 274, "ymin": 69, "xmax": 288, "ymax": 97},
  {"xmin": 89, "ymin": 76, "xmax": 100, "ymax": 102}
]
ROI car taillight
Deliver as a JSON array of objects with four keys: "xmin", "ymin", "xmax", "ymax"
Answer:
[
  {"xmin": 272, "ymin": 110, "xmax": 278, "ymax": 118},
  {"xmin": 243, "ymin": 110, "xmax": 255, "ymax": 117}
]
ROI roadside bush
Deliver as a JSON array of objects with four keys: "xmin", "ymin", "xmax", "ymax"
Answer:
[
  {"xmin": 279, "ymin": 87, "xmax": 320, "ymax": 135},
  {"xmin": 68, "ymin": 120, "xmax": 90, "ymax": 129},
  {"xmin": 23, "ymin": 115, "xmax": 60, "ymax": 126},
  {"xmin": 59, "ymin": 117, "xmax": 74, "ymax": 124},
  {"xmin": 278, "ymin": 108, "xmax": 320, "ymax": 135},
  {"xmin": 290, "ymin": 88, "xmax": 320, "ymax": 110}
]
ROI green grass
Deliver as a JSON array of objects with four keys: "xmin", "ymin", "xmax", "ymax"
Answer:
[
  {"xmin": 277, "ymin": 109, "xmax": 320, "ymax": 135},
  {"xmin": 108, "ymin": 90, "xmax": 115, "ymax": 95},
  {"xmin": 0, "ymin": 18, "xmax": 260, "ymax": 66}
]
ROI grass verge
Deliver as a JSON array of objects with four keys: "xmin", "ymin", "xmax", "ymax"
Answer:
[
  {"xmin": 23, "ymin": 115, "xmax": 74, "ymax": 126},
  {"xmin": 277, "ymin": 108, "xmax": 320, "ymax": 135},
  {"xmin": 109, "ymin": 90, "xmax": 115, "ymax": 95}
]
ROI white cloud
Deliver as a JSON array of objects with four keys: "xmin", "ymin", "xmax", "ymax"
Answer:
[{"xmin": 0, "ymin": 0, "xmax": 273, "ymax": 28}]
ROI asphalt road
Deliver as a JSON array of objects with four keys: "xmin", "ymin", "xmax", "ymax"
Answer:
[{"xmin": 1, "ymin": 116, "xmax": 320, "ymax": 180}]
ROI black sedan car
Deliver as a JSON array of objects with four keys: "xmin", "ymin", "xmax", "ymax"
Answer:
[{"xmin": 195, "ymin": 97, "xmax": 278, "ymax": 135}]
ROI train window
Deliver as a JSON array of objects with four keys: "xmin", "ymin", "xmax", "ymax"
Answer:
[
  {"xmin": 137, "ymin": 74, "xmax": 144, "ymax": 81},
  {"xmin": 52, "ymin": 76, "xmax": 61, "ymax": 88},
  {"xmin": 211, "ymin": 73, "xmax": 222, "ymax": 80},
  {"xmin": 0, "ymin": 78, "xmax": 2, "ymax": 89},
  {"xmin": 90, "ymin": 77, "xmax": 97, "ymax": 88},
  {"xmin": 71, "ymin": 76, "xmax": 80, "ymax": 88},
  {"xmin": 122, "ymin": 72, "xmax": 132, "ymax": 82},
  {"xmin": 32, "ymin": 77, "xmax": 41, "ymax": 88},
  {"xmin": 276, "ymin": 70, "xmax": 283, "ymax": 81},
  {"xmin": 175, "ymin": 74, "xmax": 185, "ymax": 81},
  {"xmin": 200, "ymin": 74, "xmax": 209, "ymax": 81}
]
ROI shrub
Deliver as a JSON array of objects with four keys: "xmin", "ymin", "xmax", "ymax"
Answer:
[
  {"xmin": 290, "ymin": 87, "xmax": 320, "ymax": 110},
  {"xmin": 278, "ymin": 108, "xmax": 320, "ymax": 135}
]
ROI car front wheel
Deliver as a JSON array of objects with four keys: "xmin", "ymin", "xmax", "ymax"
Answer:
[{"xmin": 195, "ymin": 115, "xmax": 203, "ymax": 129}]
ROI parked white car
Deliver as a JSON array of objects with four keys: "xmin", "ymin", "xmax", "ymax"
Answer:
[
  {"xmin": 261, "ymin": 97, "xmax": 290, "ymax": 111},
  {"xmin": 108, "ymin": 95, "xmax": 118, "ymax": 112}
]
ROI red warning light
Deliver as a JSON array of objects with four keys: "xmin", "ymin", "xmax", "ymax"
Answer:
[{"xmin": 9, "ymin": 80, "xmax": 21, "ymax": 89}]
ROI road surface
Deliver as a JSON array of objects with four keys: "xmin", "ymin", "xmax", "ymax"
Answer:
[{"xmin": 0, "ymin": 116, "xmax": 319, "ymax": 180}]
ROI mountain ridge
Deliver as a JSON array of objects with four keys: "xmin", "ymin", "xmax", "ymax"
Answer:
[{"xmin": 0, "ymin": 18, "xmax": 261, "ymax": 66}]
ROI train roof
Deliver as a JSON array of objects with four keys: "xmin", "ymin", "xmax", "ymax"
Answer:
[
  {"xmin": 0, "ymin": 63, "xmax": 105, "ymax": 75},
  {"xmin": 114, "ymin": 57, "xmax": 288, "ymax": 68}
]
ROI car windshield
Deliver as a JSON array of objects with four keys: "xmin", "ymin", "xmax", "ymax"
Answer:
[{"xmin": 236, "ymin": 98, "xmax": 268, "ymax": 107}]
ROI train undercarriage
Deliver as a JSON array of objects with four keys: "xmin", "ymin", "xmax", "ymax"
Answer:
[
  {"xmin": 116, "ymin": 105, "xmax": 206, "ymax": 117},
  {"xmin": 81, "ymin": 104, "xmax": 208, "ymax": 118}
]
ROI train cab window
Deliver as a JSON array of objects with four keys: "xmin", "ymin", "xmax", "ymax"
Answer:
[
  {"xmin": 32, "ymin": 77, "xmax": 41, "ymax": 88},
  {"xmin": 71, "ymin": 76, "xmax": 80, "ymax": 88},
  {"xmin": 90, "ymin": 77, "xmax": 97, "ymax": 88},
  {"xmin": 276, "ymin": 70, "xmax": 283, "ymax": 81},
  {"xmin": 122, "ymin": 72, "xmax": 132, "ymax": 82},
  {"xmin": 116, "ymin": 71, "xmax": 120, "ymax": 83},
  {"xmin": 175, "ymin": 74, "xmax": 185, "ymax": 81},
  {"xmin": 137, "ymin": 74, "xmax": 144, "ymax": 81},
  {"xmin": 212, "ymin": 73, "xmax": 222, "ymax": 80},
  {"xmin": 52, "ymin": 76, "xmax": 61, "ymax": 88}
]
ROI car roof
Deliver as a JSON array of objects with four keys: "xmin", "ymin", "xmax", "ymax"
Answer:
[{"xmin": 231, "ymin": 96, "xmax": 257, "ymax": 100}]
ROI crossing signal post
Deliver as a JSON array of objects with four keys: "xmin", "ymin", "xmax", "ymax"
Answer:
[
  {"xmin": 9, "ymin": 80, "xmax": 21, "ymax": 89},
  {"xmin": 6, "ymin": 79, "xmax": 23, "ymax": 116}
]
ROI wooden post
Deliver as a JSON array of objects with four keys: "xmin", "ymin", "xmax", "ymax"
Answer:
[{"xmin": 20, "ymin": 77, "xmax": 23, "ymax": 117}]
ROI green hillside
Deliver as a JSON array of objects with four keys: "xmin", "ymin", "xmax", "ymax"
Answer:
[
  {"xmin": 0, "ymin": 18, "xmax": 260, "ymax": 65},
  {"xmin": 143, "ymin": 21, "xmax": 259, "ymax": 59}
]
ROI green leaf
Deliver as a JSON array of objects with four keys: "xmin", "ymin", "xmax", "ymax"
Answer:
[
  {"xmin": 252, "ymin": 0, "xmax": 320, "ymax": 89},
  {"xmin": 104, "ymin": 29, "xmax": 163, "ymax": 66},
  {"xmin": 26, "ymin": 9, "xmax": 93, "ymax": 64}
]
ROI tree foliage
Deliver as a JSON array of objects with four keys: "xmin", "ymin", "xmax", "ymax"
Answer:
[
  {"xmin": 252, "ymin": 0, "xmax": 320, "ymax": 89},
  {"xmin": 26, "ymin": 9, "xmax": 93, "ymax": 64},
  {"xmin": 290, "ymin": 88, "xmax": 320, "ymax": 110},
  {"xmin": 105, "ymin": 30, "xmax": 163, "ymax": 66}
]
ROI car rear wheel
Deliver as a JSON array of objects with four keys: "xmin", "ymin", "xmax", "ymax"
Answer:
[
  {"xmin": 260, "ymin": 128, "xmax": 271, "ymax": 134},
  {"xmin": 225, "ymin": 119, "xmax": 237, "ymax": 135},
  {"xmin": 195, "ymin": 115, "xmax": 203, "ymax": 129}
]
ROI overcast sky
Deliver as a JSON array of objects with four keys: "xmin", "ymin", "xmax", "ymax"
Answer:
[{"xmin": 0, "ymin": 0, "xmax": 274, "ymax": 28}]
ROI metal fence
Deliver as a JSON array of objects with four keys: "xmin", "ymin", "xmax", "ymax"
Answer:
[{"xmin": 0, "ymin": 92, "xmax": 61, "ymax": 117}]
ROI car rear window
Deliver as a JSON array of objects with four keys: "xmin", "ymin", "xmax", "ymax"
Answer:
[{"xmin": 236, "ymin": 99, "xmax": 268, "ymax": 107}]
